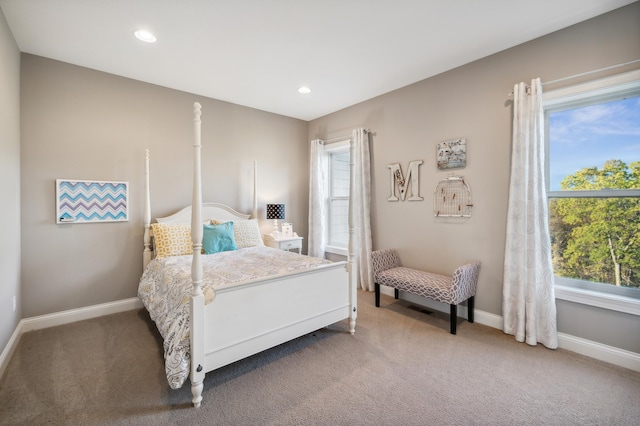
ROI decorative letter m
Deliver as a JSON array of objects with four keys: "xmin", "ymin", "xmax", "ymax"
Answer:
[{"xmin": 387, "ymin": 160, "xmax": 423, "ymax": 201}]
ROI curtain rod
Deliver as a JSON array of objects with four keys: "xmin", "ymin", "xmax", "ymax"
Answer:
[
  {"xmin": 508, "ymin": 59, "xmax": 640, "ymax": 96},
  {"xmin": 322, "ymin": 129, "xmax": 375, "ymax": 144},
  {"xmin": 543, "ymin": 59, "xmax": 640, "ymax": 87}
]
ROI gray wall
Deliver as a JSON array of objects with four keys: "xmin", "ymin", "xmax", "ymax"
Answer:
[
  {"xmin": 0, "ymin": 9, "xmax": 21, "ymax": 354},
  {"xmin": 308, "ymin": 3, "xmax": 640, "ymax": 353},
  {"xmin": 20, "ymin": 55, "xmax": 309, "ymax": 317}
]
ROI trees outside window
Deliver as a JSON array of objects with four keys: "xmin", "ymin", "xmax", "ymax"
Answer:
[{"xmin": 549, "ymin": 160, "xmax": 639, "ymax": 288}]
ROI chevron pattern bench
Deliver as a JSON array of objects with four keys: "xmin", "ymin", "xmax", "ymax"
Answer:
[{"xmin": 372, "ymin": 249, "xmax": 481, "ymax": 334}]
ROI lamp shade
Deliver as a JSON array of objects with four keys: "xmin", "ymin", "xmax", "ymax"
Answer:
[{"xmin": 266, "ymin": 204, "xmax": 285, "ymax": 220}]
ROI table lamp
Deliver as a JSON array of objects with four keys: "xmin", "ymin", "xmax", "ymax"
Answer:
[{"xmin": 266, "ymin": 203, "xmax": 285, "ymax": 236}]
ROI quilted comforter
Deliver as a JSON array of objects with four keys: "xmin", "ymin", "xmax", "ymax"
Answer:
[{"xmin": 138, "ymin": 246, "xmax": 331, "ymax": 389}]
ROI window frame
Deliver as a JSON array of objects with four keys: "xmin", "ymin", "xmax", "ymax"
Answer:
[
  {"xmin": 543, "ymin": 69, "xmax": 640, "ymax": 315},
  {"xmin": 325, "ymin": 140, "xmax": 351, "ymax": 256}
]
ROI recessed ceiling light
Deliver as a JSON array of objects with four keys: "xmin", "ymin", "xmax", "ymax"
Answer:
[
  {"xmin": 134, "ymin": 30, "xmax": 157, "ymax": 43},
  {"xmin": 298, "ymin": 86, "xmax": 311, "ymax": 94}
]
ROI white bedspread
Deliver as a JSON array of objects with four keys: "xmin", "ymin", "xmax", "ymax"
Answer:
[{"xmin": 138, "ymin": 246, "xmax": 331, "ymax": 389}]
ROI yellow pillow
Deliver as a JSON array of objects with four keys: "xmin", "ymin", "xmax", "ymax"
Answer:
[{"xmin": 152, "ymin": 223, "xmax": 193, "ymax": 258}]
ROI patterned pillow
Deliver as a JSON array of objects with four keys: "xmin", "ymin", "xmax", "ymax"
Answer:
[
  {"xmin": 233, "ymin": 219, "xmax": 264, "ymax": 248},
  {"xmin": 151, "ymin": 223, "xmax": 193, "ymax": 258}
]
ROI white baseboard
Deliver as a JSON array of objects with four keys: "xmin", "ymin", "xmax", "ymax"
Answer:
[
  {"xmin": 0, "ymin": 320, "xmax": 23, "ymax": 380},
  {"xmin": 20, "ymin": 297, "xmax": 143, "ymax": 333},
  {"xmin": 0, "ymin": 297, "xmax": 143, "ymax": 378},
  {"xmin": 557, "ymin": 332, "xmax": 640, "ymax": 372},
  {"xmin": 384, "ymin": 288, "xmax": 640, "ymax": 372},
  {"xmin": 472, "ymin": 309, "xmax": 503, "ymax": 330}
]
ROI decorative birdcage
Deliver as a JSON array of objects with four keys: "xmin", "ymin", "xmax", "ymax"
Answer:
[{"xmin": 434, "ymin": 175, "xmax": 473, "ymax": 217}]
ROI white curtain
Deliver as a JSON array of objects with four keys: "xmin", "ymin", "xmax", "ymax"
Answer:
[
  {"xmin": 308, "ymin": 131, "xmax": 373, "ymax": 291},
  {"xmin": 351, "ymin": 128, "xmax": 374, "ymax": 291},
  {"xmin": 308, "ymin": 139, "xmax": 327, "ymax": 257},
  {"xmin": 503, "ymin": 78, "xmax": 558, "ymax": 349}
]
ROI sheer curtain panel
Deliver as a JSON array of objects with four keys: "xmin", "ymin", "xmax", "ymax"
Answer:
[
  {"xmin": 503, "ymin": 78, "xmax": 558, "ymax": 349},
  {"xmin": 352, "ymin": 128, "xmax": 374, "ymax": 291},
  {"xmin": 308, "ymin": 139, "xmax": 327, "ymax": 257}
]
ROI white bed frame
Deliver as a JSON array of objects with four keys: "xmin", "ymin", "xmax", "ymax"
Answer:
[{"xmin": 142, "ymin": 102, "xmax": 357, "ymax": 407}]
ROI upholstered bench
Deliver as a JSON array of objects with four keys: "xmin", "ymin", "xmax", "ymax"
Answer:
[{"xmin": 372, "ymin": 249, "xmax": 481, "ymax": 334}]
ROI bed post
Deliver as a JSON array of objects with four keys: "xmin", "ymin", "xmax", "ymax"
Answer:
[
  {"xmin": 143, "ymin": 149, "xmax": 152, "ymax": 269},
  {"xmin": 252, "ymin": 160, "xmax": 258, "ymax": 219},
  {"xmin": 347, "ymin": 137, "xmax": 357, "ymax": 335},
  {"xmin": 190, "ymin": 102, "xmax": 206, "ymax": 407}
]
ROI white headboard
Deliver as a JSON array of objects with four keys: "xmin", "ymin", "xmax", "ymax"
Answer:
[
  {"xmin": 156, "ymin": 203, "xmax": 251, "ymax": 224},
  {"xmin": 142, "ymin": 147, "xmax": 259, "ymax": 269}
]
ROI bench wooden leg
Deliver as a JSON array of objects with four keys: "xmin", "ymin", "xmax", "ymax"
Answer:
[
  {"xmin": 450, "ymin": 304, "xmax": 457, "ymax": 334},
  {"xmin": 468, "ymin": 296, "xmax": 474, "ymax": 323},
  {"xmin": 375, "ymin": 284, "xmax": 401, "ymax": 308}
]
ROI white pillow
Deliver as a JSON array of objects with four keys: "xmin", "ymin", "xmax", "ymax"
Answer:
[{"xmin": 233, "ymin": 219, "xmax": 264, "ymax": 248}]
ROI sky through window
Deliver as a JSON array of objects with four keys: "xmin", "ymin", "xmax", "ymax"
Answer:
[{"xmin": 548, "ymin": 96, "xmax": 640, "ymax": 190}]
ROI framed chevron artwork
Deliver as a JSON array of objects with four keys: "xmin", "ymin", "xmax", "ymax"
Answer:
[{"xmin": 56, "ymin": 179, "xmax": 129, "ymax": 224}]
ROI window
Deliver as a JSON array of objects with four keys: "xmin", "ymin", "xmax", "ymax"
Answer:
[
  {"xmin": 544, "ymin": 70, "xmax": 640, "ymax": 307},
  {"xmin": 326, "ymin": 142, "xmax": 350, "ymax": 254}
]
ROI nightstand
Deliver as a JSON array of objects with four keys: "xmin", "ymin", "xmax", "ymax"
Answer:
[{"xmin": 264, "ymin": 236, "xmax": 303, "ymax": 254}]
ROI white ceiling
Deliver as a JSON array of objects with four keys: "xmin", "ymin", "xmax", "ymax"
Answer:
[{"xmin": 1, "ymin": 0, "xmax": 636, "ymax": 121}]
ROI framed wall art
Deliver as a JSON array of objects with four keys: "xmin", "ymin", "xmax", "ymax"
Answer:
[
  {"xmin": 437, "ymin": 138, "xmax": 466, "ymax": 169},
  {"xmin": 56, "ymin": 179, "xmax": 129, "ymax": 224}
]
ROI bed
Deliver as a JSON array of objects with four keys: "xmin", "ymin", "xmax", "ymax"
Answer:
[{"xmin": 138, "ymin": 102, "xmax": 357, "ymax": 407}]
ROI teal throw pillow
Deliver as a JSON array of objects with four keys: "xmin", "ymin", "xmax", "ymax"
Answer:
[{"xmin": 203, "ymin": 222, "xmax": 238, "ymax": 254}]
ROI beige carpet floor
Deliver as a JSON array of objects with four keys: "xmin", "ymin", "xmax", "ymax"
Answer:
[{"xmin": 1, "ymin": 290, "xmax": 639, "ymax": 425}]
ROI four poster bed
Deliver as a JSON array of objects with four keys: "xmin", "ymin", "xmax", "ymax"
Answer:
[{"xmin": 138, "ymin": 102, "xmax": 357, "ymax": 407}]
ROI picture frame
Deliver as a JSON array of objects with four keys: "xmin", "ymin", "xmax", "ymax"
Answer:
[
  {"xmin": 56, "ymin": 179, "xmax": 129, "ymax": 224},
  {"xmin": 437, "ymin": 138, "xmax": 466, "ymax": 169}
]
